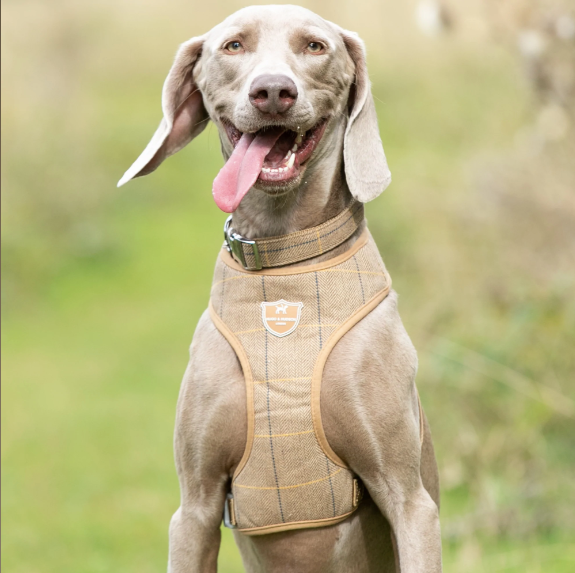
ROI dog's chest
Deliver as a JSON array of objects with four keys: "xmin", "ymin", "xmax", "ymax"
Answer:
[{"xmin": 209, "ymin": 232, "xmax": 391, "ymax": 535}]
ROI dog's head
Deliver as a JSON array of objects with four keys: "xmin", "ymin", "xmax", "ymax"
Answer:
[{"xmin": 118, "ymin": 5, "xmax": 391, "ymax": 213}]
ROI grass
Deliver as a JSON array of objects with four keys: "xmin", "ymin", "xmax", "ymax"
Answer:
[{"xmin": 2, "ymin": 1, "xmax": 575, "ymax": 571}]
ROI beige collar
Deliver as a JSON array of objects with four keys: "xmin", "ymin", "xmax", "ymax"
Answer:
[{"xmin": 223, "ymin": 201, "xmax": 365, "ymax": 271}]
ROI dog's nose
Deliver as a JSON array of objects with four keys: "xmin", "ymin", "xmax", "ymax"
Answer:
[{"xmin": 248, "ymin": 74, "xmax": 298, "ymax": 115}]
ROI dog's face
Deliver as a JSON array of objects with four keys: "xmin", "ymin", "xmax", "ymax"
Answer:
[
  {"xmin": 118, "ymin": 5, "xmax": 390, "ymax": 213},
  {"xmin": 196, "ymin": 6, "xmax": 353, "ymax": 201}
]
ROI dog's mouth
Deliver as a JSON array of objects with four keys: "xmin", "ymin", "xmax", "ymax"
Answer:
[{"xmin": 212, "ymin": 119, "xmax": 328, "ymax": 213}]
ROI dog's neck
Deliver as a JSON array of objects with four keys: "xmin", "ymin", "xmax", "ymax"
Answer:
[
  {"xmin": 230, "ymin": 128, "xmax": 354, "ymax": 239},
  {"xmin": 232, "ymin": 178, "xmax": 353, "ymax": 239}
]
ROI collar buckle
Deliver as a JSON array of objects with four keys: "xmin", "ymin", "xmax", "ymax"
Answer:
[{"xmin": 224, "ymin": 216, "xmax": 262, "ymax": 271}]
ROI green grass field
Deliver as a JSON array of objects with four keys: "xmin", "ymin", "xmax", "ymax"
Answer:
[{"xmin": 3, "ymin": 1, "xmax": 575, "ymax": 571}]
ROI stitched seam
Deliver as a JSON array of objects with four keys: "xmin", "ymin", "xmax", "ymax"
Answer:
[
  {"xmin": 238, "ymin": 204, "xmax": 362, "ymax": 268},
  {"xmin": 212, "ymin": 268, "xmax": 384, "ymax": 289},
  {"xmin": 234, "ymin": 324, "xmax": 341, "ymax": 336},
  {"xmin": 281, "ymin": 202, "xmax": 361, "ymax": 241},
  {"xmin": 208, "ymin": 303, "xmax": 256, "ymax": 500},
  {"xmin": 216, "ymin": 228, "xmax": 370, "ymax": 277},
  {"xmin": 353, "ymin": 255, "xmax": 366, "ymax": 305},
  {"xmin": 322, "ymin": 269, "xmax": 386, "ymax": 276},
  {"xmin": 259, "ymin": 202, "xmax": 361, "ymax": 247},
  {"xmin": 263, "ymin": 221, "xmax": 354, "ymax": 253},
  {"xmin": 310, "ymin": 287, "xmax": 392, "ymax": 468},
  {"xmin": 315, "ymin": 272, "xmax": 322, "ymax": 350},
  {"xmin": 315, "ymin": 271, "xmax": 335, "ymax": 514},
  {"xmin": 260, "ymin": 204, "xmax": 362, "ymax": 254},
  {"xmin": 253, "ymin": 377, "xmax": 312, "ymax": 384},
  {"xmin": 326, "ymin": 456, "xmax": 336, "ymax": 517},
  {"xmin": 236, "ymin": 510, "xmax": 356, "ymax": 534},
  {"xmin": 219, "ymin": 266, "xmax": 226, "ymax": 317},
  {"xmin": 254, "ymin": 430, "xmax": 314, "ymax": 438},
  {"xmin": 262, "ymin": 275, "xmax": 285, "ymax": 522},
  {"xmin": 235, "ymin": 469, "xmax": 343, "ymax": 490},
  {"xmin": 263, "ymin": 243, "xmax": 271, "ymax": 267}
]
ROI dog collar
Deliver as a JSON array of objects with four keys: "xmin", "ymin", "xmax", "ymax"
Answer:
[{"xmin": 223, "ymin": 201, "xmax": 364, "ymax": 271}]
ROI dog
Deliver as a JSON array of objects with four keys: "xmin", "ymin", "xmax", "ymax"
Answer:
[{"xmin": 119, "ymin": 5, "xmax": 441, "ymax": 572}]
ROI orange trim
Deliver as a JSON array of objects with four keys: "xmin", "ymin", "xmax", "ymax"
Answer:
[
  {"xmin": 219, "ymin": 228, "xmax": 369, "ymax": 276},
  {"xmin": 253, "ymin": 376, "xmax": 311, "ymax": 384},
  {"xmin": 237, "ymin": 509, "xmax": 357, "ymax": 536},
  {"xmin": 209, "ymin": 303, "xmax": 255, "ymax": 480},
  {"xmin": 311, "ymin": 281, "xmax": 392, "ymax": 468},
  {"xmin": 211, "ymin": 267, "xmax": 384, "ymax": 290},
  {"xmin": 234, "ymin": 324, "xmax": 341, "ymax": 336},
  {"xmin": 235, "ymin": 468, "xmax": 343, "ymax": 490},
  {"xmin": 254, "ymin": 429, "xmax": 314, "ymax": 438},
  {"xmin": 210, "ymin": 231, "xmax": 391, "ymax": 533}
]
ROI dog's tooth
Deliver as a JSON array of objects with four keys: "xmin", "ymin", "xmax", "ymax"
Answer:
[
  {"xmin": 291, "ymin": 144, "xmax": 298, "ymax": 152},
  {"xmin": 295, "ymin": 133, "xmax": 303, "ymax": 145},
  {"xmin": 287, "ymin": 153, "xmax": 296, "ymax": 168}
]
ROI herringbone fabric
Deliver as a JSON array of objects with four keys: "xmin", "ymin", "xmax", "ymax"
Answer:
[
  {"xmin": 228, "ymin": 201, "xmax": 364, "ymax": 270},
  {"xmin": 210, "ymin": 230, "xmax": 390, "ymax": 534}
]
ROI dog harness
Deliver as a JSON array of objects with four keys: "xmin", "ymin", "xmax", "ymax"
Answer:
[{"xmin": 209, "ymin": 202, "xmax": 392, "ymax": 535}]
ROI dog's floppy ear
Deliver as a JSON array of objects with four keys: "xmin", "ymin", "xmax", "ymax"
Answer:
[
  {"xmin": 338, "ymin": 29, "xmax": 391, "ymax": 202},
  {"xmin": 118, "ymin": 36, "xmax": 209, "ymax": 187}
]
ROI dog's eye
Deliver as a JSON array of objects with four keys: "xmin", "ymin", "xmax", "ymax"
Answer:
[
  {"xmin": 306, "ymin": 41, "xmax": 325, "ymax": 54},
  {"xmin": 224, "ymin": 41, "xmax": 243, "ymax": 54}
]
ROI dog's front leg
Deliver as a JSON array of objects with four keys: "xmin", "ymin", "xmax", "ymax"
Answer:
[
  {"xmin": 358, "ymin": 394, "xmax": 442, "ymax": 573},
  {"xmin": 367, "ymin": 475, "xmax": 441, "ymax": 572},
  {"xmin": 323, "ymin": 296, "xmax": 442, "ymax": 572},
  {"xmin": 167, "ymin": 482, "xmax": 226, "ymax": 573},
  {"xmin": 167, "ymin": 312, "xmax": 247, "ymax": 572}
]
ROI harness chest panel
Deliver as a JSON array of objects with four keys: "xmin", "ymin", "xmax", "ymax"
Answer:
[{"xmin": 209, "ymin": 230, "xmax": 391, "ymax": 535}]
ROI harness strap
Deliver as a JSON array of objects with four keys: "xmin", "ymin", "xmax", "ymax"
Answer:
[{"xmin": 224, "ymin": 201, "xmax": 364, "ymax": 270}]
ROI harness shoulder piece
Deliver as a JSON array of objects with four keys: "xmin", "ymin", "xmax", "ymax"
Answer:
[{"xmin": 210, "ymin": 215, "xmax": 391, "ymax": 535}]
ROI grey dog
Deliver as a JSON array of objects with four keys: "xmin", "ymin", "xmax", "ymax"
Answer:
[{"xmin": 119, "ymin": 5, "xmax": 442, "ymax": 572}]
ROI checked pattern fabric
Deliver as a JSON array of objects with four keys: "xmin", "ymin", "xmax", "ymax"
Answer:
[
  {"xmin": 230, "ymin": 201, "xmax": 364, "ymax": 270},
  {"xmin": 209, "ymin": 230, "xmax": 391, "ymax": 535}
]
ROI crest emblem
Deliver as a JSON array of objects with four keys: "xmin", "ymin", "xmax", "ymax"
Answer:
[{"xmin": 261, "ymin": 300, "xmax": 304, "ymax": 338}]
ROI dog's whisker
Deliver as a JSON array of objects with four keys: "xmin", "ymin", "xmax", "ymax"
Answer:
[{"xmin": 192, "ymin": 116, "xmax": 211, "ymax": 128}]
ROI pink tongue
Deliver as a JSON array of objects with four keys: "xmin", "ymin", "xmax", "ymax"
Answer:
[{"xmin": 212, "ymin": 129, "xmax": 284, "ymax": 213}]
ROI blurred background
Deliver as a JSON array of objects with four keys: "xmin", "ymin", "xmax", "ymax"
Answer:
[{"xmin": 2, "ymin": 0, "xmax": 574, "ymax": 571}]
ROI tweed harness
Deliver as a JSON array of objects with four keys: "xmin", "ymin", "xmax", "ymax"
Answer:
[{"xmin": 209, "ymin": 202, "xmax": 392, "ymax": 535}]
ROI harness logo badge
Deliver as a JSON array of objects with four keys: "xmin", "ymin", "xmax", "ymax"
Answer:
[{"xmin": 261, "ymin": 300, "xmax": 304, "ymax": 338}]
